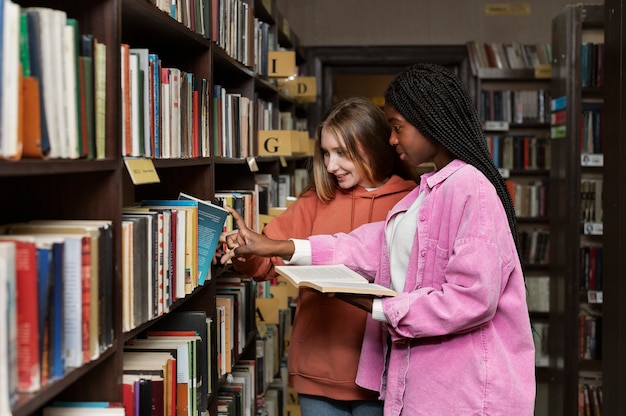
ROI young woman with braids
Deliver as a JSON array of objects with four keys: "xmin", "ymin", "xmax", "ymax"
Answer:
[
  {"xmin": 217, "ymin": 96, "xmax": 416, "ymax": 416},
  {"xmin": 220, "ymin": 63, "xmax": 535, "ymax": 416}
]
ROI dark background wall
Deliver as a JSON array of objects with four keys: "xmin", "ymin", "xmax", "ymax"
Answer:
[{"xmin": 275, "ymin": 0, "xmax": 603, "ymax": 46}]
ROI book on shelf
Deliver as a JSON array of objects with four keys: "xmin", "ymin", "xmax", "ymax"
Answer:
[
  {"xmin": 94, "ymin": 38, "xmax": 106, "ymax": 159},
  {"xmin": 0, "ymin": 242, "xmax": 18, "ymax": 411},
  {"xmin": 178, "ymin": 192, "xmax": 230, "ymax": 285},
  {"xmin": 42, "ymin": 402, "xmax": 125, "ymax": 415},
  {"xmin": 122, "ymin": 355, "xmax": 175, "ymax": 416},
  {"xmin": 121, "ymin": 213, "xmax": 153, "ymax": 329},
  {"xmin": 0, "ymin": 237, "xmax": 41, "ymax": 393},
  {"xmin": 274, "ymin": 264, "xmax": 397, "ymax": 297},
  {"xmin": 146, "ymin": 310, "xmax": 210, "ymax": 411},
  {"xmin": 6, "ymin": 219, "xmax": 114, "ymax": 360},
  {"xmin": 1, "ymin": 0, "xmax": 21, "ymax": 160},
  {"xmin": 139, "ymin": 199, "xmax": 199, "ymax": 294}
]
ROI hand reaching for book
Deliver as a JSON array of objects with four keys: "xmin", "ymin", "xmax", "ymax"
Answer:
[{"xmin": 219, "ymin": 206, "xmax": 296, "ymax": 264}]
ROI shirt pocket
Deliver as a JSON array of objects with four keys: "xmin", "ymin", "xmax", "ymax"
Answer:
[{"xmin": 421, "ymin": 238, "xmax": 449, "ymax": 289}]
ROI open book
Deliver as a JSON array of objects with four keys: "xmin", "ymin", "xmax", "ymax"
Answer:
[{"xmin": 274, "ymin": 264, "xmax": 397, "ymax": 297}]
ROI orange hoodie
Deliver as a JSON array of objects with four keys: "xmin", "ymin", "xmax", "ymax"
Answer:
[{"xmin": 232, "ymin": 174, "xmax": 416, "ymax": 400}]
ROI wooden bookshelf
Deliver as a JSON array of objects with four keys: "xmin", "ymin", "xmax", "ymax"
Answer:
[
  {"xmin": 549, "ymin": 4, "xmax": 604, "ymax": 415},
  {"xmin": 1, "ymin": 0, "xmax": 308, "ymax": 414},
  {"xmin": 468, "ymin": 43, "xmax": 553, "ymax": 403},
  {"xmin": 601, "ymin": 0, "xmax": 626, "ymax": 413}
]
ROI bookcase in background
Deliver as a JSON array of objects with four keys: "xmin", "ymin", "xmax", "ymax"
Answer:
[
  {"xmin": 467, "ymin": 44, "xmax": 553, "ymax": 411},
  {"xmin": 0, "ymin": 0, "xmax": 309, "ymax": 415},
  {"xmin": 549, "ymin": 4, "xmax": 604, "ymax": 415},
  {"xmin": 601, "ymin": 0, "xmax": 626, "ymax": 413}
]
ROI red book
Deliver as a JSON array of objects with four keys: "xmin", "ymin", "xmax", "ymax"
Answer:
[
  {"xmin": 80, "ymin": 236, "xmax": 92, "ymax": 363},
  {"xmin": 122, "ymin": 377, "xmax": 136, "ymax": 416},
  {"xmin": 192, "ymin": 89, "xmax": 199, "ymax": 157},
  {"xmin": 0, "ymin": 237, "xmax": 41, "ymax": 392},
  {"xmin": 121, "ymin": 43, "xmax": 132, "ymax": 156}
]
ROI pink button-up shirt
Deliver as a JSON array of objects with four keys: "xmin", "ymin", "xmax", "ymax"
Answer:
[{"xmin": 309, "ymin": 159, "xmax": 535, "ymax": 415}]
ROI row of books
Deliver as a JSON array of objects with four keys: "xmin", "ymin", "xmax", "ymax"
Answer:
[
  {"xmin": 581, "ymin": 245, "xmax": 603, "ymax": 292},
  {"xmin": 578, "ymin": 374, "xmax": 603, "ymax": 416},
  {"xmin": 124, "ymin": 310, "xmax": 211, "ymax": 416},
  {"xmin": 213, "ymin": 84, "xmax": 254, "ymax": 158},
  {"xmin": 152, "ymin": 0, "xmax": 210, "ymax": 39},
  {"xmin": 506, "ymin": 178, "xmax": 549, "ymax": 219},
  {"xmin": 120, "ymin": 45, "xmax": 212, "ymax": 159},
  {"xmin": 581, "ymin": 178, "xmax": 603, "ymax": 224},
  {"xmin": 581, "ymin": 42, "xmax": 605, "ymax": 88},
  {"xmin": 519, "ymin": 228, "xmax": 550, "ymax": 266},
  {"xmin": 526, "ymin": 276, "xmax": 550, "ymax": 313},
  {"xmin": 580, "ymin": 102, "xmax": 604, "ymax": 155},
  {"xmin": 578, "ymin": 307, "xmax": 602, "ymax": 361},
  {"xmin": 532, "ymin": 321, "xmax": 549, "ymax": 367},
  {"xmin": 0, "ymin": 4, "xmax": 107, "ymax": 160},
  {"xmin": 467, "ymin": 41, "xmax": 552, "ymax": 71},
  {"xmin": 0, "ymin": 220, "xmax": 113, "ymax": 404},
  {"xmin": 487, "ymin": 134, "xmax": 551, "ymax": 171},
  {"xmin": 213, "ymin": 0, "xmax": 251, "ymax": 66},
  {"xmin": 122, "ymin": 193, "xmax": 229, "ymax": 332},
  {"xmin": 480, "ymin": 89, "xmax": 550, "ymax": 124}
]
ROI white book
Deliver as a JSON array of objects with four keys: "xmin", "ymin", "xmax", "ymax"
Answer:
[
  {"xmin": 160, "ymin": 68, "xmax": 171, "ymax": 158},
  {"xmin": 49, "ymin": 8, "xmax": 68, "ymax": 157},
  {"xmin": 129, "ymin": 52, "xmax": 141, "ymax": 156},
  {"xmin": 169, "ymin": 67, "xmax": 182, "ymax": 158},
  {"xmin": 174, "ymin": 209, "xmax": 187, "ymax": 300},
  {"xmin": 94, "ymin": 41, "xmax": 107, "ymax": 159},
  {"xmin": 0, "ymin": 0, "xmax": 20, "ymax": 159},
  {"xmin": 121, "ymin": 221, "xmax": 133, "ymax": 332},
  {"xmin": 58, "ymin": 235, "xmax": 84, "ymax": 368},
  {"xmin": 274, "ymin": 264, "xmax": 397, "ymax": 297},
  {"xmin": 0, "ymin": 242, "xmax": 17, "ymax": 414},
  {"xmin": 62, "ymin": 22, "xmax": 79, "ymax": 159}
]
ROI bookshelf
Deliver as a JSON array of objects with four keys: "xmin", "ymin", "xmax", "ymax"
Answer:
[
  {"xmin": 601, "ymin": 0, "xmax": 626, "ymax": 413},
  {"xmin": 467, "ymin": 43, "xmax": 553, "ymax": 396},
  {"xmin": 0, "ymin": 0, "xmax": 309, "ymax": 415},
  {"xmin": 549, "ymin": 4, "xmax": 604, "ymax": 415}
]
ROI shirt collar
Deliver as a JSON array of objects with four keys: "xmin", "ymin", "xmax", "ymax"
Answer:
[{"xmin": 420, "ymin": 159, "xmax": 467, "ymax": 190}]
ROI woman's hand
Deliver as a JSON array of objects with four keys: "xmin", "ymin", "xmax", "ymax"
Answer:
[{"xmin": 219, "ymin": 206, "xmax": 296, "ymax": 264}]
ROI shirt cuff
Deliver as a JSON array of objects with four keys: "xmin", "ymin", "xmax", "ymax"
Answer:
[
  {"xmin": 371, "ymin": 298, "xmax": 388, "ymax": 322},
  {"xmin": 284, "ymin": 239, "xmax": 312, "ymax": 265}
]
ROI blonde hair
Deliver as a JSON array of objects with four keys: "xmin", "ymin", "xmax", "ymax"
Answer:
[{"xmin": 310, "ymin": 96, "xmax": 403, "ymax": 203}]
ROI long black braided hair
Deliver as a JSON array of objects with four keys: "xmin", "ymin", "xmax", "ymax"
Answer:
[{"xmin": 385, "ymin": 63, "xmax": 522, "ymax": 260}]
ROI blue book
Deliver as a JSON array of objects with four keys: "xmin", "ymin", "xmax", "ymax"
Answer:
[
  {"xmin": 178, "ymin": 192, "xmax": 229, "ymax": 285},
  {"xmin": 36, "ymin": 243, "xmax": 53, "ymax": 373},
  {"xmin": 25, "ymin": 10, "xmax": 51, "ymax": 156},
  {"xmin": 49, "ymin": 239, "xmax": 65, "ymax": 379},
  {"xmin": 149, "ymin": 53, "xmax": 160, "ymax": 158}
]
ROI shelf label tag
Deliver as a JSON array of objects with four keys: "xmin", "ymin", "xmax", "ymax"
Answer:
[
  {"xmin": 278, "ymin": 76, "xmax": 317, "ymax": 102},
  {"xmin": 258, "ymin": 130, "xmax": 294, "ymax": 155},
  {"xmin": 484, "ymin": 3, "xmax": 531, "ymax": 16},
  {"xmin": 246, "ymin": 157, "xmax": 259, "ymax": 172},
  {"xmin": 587, "ymin": 290, "xmax": 603, "ymax": 304},
  {"xmin": 483, "ymin": 120, "xmax": 509, "ymax": 131},
  {"xmin": 268, "ymin": 51, "xmax": 296, "ymax": 78},
  {"xmin": 124, "ymin": 158, "xmax": 160, "ymax": 184},
  {"xmin": 583, "ymin": 222, "xmax": 603, "ymax": 235},
  {"xmin": 581, "ymin": 153, "xmax": 604, "ymax": 167},
  {"xmin": 534, "ymin": 64, "xmax": 552, "ymax": 78}
]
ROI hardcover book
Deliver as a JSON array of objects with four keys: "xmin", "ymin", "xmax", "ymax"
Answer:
[{"xmin": 274, "ymin": 264, "xmax": 397, "ymax": 297}]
